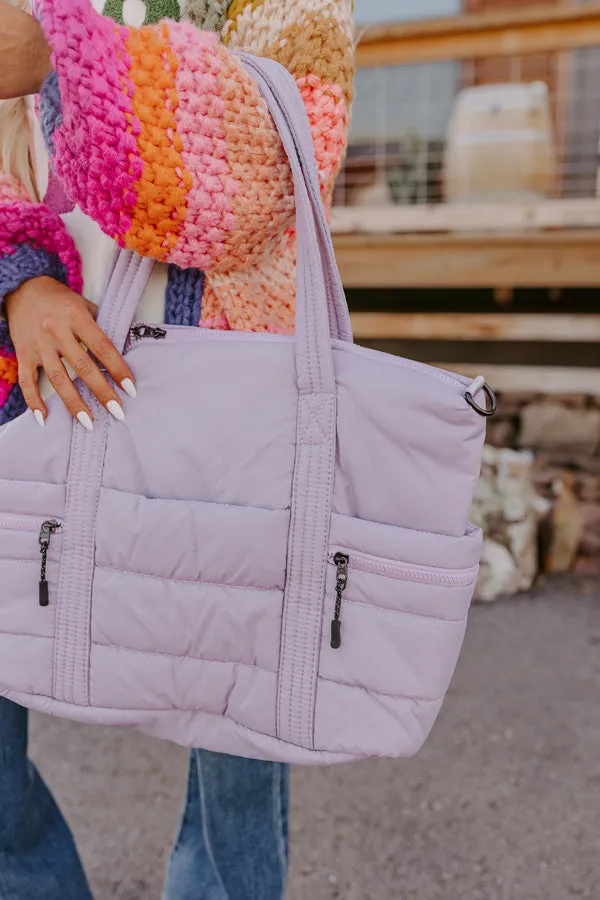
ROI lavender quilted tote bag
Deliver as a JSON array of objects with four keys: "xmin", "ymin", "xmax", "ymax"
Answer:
[{"xmin": 0, "ymin": 56, "xmax": 493, "ymax": 764}]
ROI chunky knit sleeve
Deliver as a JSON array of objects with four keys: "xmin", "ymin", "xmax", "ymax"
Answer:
[
  {"xmin": 0, "ymin": 158, "xmax": 83, "ymax": 307},
  {"xmin": 0, "ymin": 315, "xmax": 23, "ymax": 425},
  {"xmin": 33, "ymin": 0, "xmax": 354, "ymax": 273},
  {"xmin": 0, "ymin": 180, "xmax": 23, "ymax": 420},
  {"xmin": 0, "ymin": 200, "xmax": 83, "ymax": 307},
  {"xmin": 0, "ymin": 171, "xmax": 83, "ymax": 424}
]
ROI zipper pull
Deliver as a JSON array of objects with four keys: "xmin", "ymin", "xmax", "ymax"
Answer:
[
  {"xmin": 131, "ymin": 325, "xmax": 167, "ymax": 340},
  {"xmin": 330, "ymin": 552, "xmax": 349, "ymax": 649},
  {"xmin": 39, "ymin": 520, "xmax": 60, "ymax": 607}
]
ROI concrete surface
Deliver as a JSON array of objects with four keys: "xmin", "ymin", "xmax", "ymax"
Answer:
[{"xmin": 29, "ymin": 575, "xmax": 600, "ymax": 900}]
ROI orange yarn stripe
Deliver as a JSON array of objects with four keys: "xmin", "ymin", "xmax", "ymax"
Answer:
[
  {"xmin": 0, "ymin": 357, "xmax": 18, "ymax": 386},
  {"xmin": 124, "ymin": 23, "xmax": 191, "ymax": 260}
]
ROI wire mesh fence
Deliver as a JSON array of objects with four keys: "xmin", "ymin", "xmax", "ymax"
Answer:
[{"xmin": 334, "ymin": 47, "xmax": 600, "ymax": 208}]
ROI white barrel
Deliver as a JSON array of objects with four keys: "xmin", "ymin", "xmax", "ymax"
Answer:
[{"xmin": 444, "ymin": 82, "xmax": 556, "ymax": 202}]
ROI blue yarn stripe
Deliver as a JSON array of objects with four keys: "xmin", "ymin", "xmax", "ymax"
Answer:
[
  {"xmin": 165, "ymin": 265, "xmax": 204, "ymax": 326},
  {"xmin": 0, "ymin": 383, "xmax": 27, "ymax": 426},
  {"xmin": 38, "ymin": 71, "xmax": 63, "ymax": 156},
  {"xmin": 0, "ymin": 319, "xmax": 13, "ymax": 351},
  {"xmin": 0, "ymin": 244, "xmax": 67, "ymax": 305}
]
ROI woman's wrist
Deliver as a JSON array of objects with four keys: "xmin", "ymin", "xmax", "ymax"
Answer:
[
  {"xmin": 5, "ymin": 275, "xmax": 56, "ymax": 318},
  {"xmin": 0, "ymin": 246, "xmax": 67, "ymax": 323}
]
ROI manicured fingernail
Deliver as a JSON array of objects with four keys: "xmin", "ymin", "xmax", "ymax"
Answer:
[
  {"xmin": 121, "ymin": 378, "xmax": 137, "ymax": 399},
  {"xmin": 33, "ymin": 409, "xmax": 45, "ymax": 429},
  {"xmin": 107, "ymin": 400, "xmax": 125, "ymax": 422},
  {"xmin": 77, "ymin": 411, "xmax": 94, "ymax": 432}
]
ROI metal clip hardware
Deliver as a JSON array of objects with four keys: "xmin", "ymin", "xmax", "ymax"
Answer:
[{"xmin": 465, "ymin": 376, "xmax": 497, "ymax": 418}]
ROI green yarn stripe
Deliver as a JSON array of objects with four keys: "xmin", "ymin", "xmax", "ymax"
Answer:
[{"xmin": 102, "ymin": 0, "xmax": 181, "ymax": 24}]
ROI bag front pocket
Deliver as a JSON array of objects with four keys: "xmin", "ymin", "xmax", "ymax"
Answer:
[
  {"xmin": 318, "ymin": 516, "xmax": 480, "ymax": 703},
  {"xmin": 328, "ymin": 547, "xmax": 478, "ymax": 649},
  {"xmin": 0, "ymin": 513, "xmax": 63, "ymax": 608},
  {"xmin": 0, "ymin": 512, "xmax": 64, "ymax": 694}
]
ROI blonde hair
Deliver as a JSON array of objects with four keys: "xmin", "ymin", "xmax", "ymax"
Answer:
[{"xmin": 0, "ymin": 0, "xmax": 39, "ymax": 202}]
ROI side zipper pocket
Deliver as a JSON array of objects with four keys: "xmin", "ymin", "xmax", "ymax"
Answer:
[
  {"xmin": 0, "ymin": 515, "xmax": 62, "ymax": 607},
  {"xmin": 329, "ymin": 549, "xmax": 478, "ymax": 649}
]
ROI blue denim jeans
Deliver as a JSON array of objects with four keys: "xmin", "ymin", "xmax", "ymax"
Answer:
[{"xmin": 0, "ymin": 699, "xmax": 290, "ymax": 900}]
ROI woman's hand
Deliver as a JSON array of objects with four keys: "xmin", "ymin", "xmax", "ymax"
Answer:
[
  {"xmin": 0, "ymin": 0, "xmax": 52, "ymax": 99},
  {"xmin": 5, "ymin": 276, "xmax": 137, "ymax": 430}
]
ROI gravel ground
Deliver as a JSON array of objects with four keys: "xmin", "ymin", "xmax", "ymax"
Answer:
[{"xmin": 29, "ymin": 575, "xmax": 600, "ymax": 900}]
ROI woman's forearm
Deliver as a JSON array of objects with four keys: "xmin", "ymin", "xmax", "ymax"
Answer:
[{"xmin": 0, "ymin": 0, "xmax": 52, "ymax": 99}]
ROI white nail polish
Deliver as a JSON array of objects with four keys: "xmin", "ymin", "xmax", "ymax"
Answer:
[
  {"xmin": 77, "ymin": 411, "xmax": 94, "ymax": 432},
  {"xmin": 107, "ymin": 400, "xmax": 125, "ymax": 422},
  {"xmin": 33, "ymin": 410, "xmax": 45, "ymax": 429},
  {"xmin": 121, "ymin": 378, "xmax": 137, "ymax": 399}
]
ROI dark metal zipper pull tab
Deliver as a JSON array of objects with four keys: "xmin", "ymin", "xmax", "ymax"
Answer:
[
  {"xmin": 330, "ymin": 552, "xmax": 349, "ymax": 649},
  {"xmin": 39, "ymin": 520, "xmax": 60, "ymax": 607},
  {"xmin": 131, "ymin": 324, "xmax": 167, "ymax": 340}
]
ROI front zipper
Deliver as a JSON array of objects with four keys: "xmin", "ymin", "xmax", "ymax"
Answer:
[
  {"xmin": 330, "ymin": 552, "xmax": 349, "ymax": 650},
  {"xmin": 130, "ymin": 324, "xmax": 168, "ymax": 340},
  {"xmin": 125, "ymin": 323, "xmax": 293, "ymax": 353},
  {"xmin": 127, "ymin": 324, "xmax": 481, "ymax": 401},
  {"xmin": 38, "ymin": 520, "xmax": 61, "ymax": 607},
  {"xmin": 328, "ymin": 550, "xmax": 478, "ymax": 650}
]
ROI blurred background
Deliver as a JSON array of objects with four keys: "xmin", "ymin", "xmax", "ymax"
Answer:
[
  {"xmin": 28, "ymin": 2, "xmax": 600, "ymax": 898},
  {"xmin": 335, "ymin": 0, "xmax": 600, "ymax": 599}
]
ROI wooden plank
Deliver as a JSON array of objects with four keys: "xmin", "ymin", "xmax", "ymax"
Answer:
[
  {"xmin": 331, "ymin": 198, "xmax": 600, "ymax": 235},
  {"xmin": 351, "ymin": 313, "xmax": 600, "ymax": 342},
  {"xmin": 356, "ymin": 3, "xmax": 600, "ymax": 68},
  {"xmin": 432, "ymin": 363, "xmax": 600, "ymax": 395},
  {"xmin": 333, "ymin": 232, "xmax": 600, "ymax": 288}
]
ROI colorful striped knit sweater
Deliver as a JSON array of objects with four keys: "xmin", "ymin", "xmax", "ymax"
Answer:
[{"xmin": 0, "ymin": 0, "xmax": 354, "ymax": 423}]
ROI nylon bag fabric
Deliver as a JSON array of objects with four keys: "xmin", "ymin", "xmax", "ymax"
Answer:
[{"xmin": 0, "ymin": 56, "xmax": 488, "ymax": 764}]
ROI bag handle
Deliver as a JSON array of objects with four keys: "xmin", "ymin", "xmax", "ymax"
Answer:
[
  {"xmin": 97, "ymin": 54, "xmax": 353, "ymax": 384},
  {"xmin": 240, "ymin": 56, "xmax": 347, "ymax": 746},
  {"xmin": 239, "ymin": 53, "xmax": 353, "ymax": 394},
  {"xmin": 239, "ymin": 54, "xmax": 353, "ymax": 348},
  {"xmin": 96, "ymin": 248, "xmax": 154, "ymax": 352}
]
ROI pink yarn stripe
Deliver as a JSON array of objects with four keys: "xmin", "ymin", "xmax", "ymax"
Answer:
[
  {"xmin": 0, "ymin": 381, "xmax": 12, "ymax": 407},
  {"xmin": 36, "ymin": 0, "xmax": 143, "ymax": 241},
  {"xmin": 0, "ymin": 202, "xmax": 83, "ymax": 294},
  {"xmin": 165, "ymin": 24, "xmax": 235, "ymax": 269},
  {"xmin": 0, "ymin": 377, "xmax": 12, "ymax": 407},
  {"xmin": 297, "ymin": 76, "xmax": 349, "ymax": 197}
]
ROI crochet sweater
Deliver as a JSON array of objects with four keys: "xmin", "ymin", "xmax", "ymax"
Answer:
[{"xmin": 0, "ymin": 0, "xmax": 354, "ymax": 423}]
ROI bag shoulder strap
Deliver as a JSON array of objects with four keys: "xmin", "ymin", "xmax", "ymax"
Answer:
[
  {"xmin": 238, "ymin": 54, "xmax": 353, "ymax": 346},
  {"xmin": 240, "ymin": 55, "xmax": 350, "ymax": 748}
]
